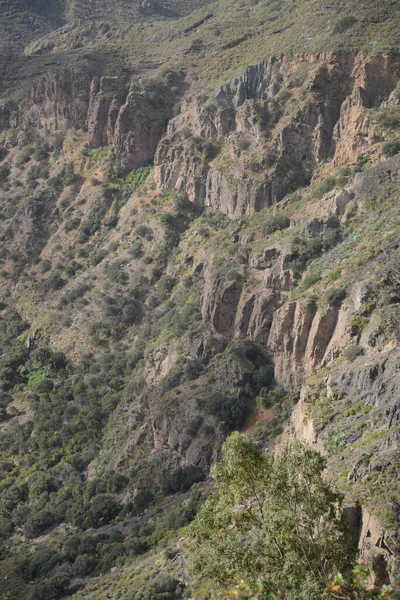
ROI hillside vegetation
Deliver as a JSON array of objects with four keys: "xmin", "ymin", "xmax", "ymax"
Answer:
[{"xmin": 0, "ymin": 0, "xmax": 400, "ymax": 598}]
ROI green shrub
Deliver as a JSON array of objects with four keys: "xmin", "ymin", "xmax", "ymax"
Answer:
[
  {"xmin": 135, "ymin": 225, "xmax": 153, "ymax": 238},
  {"xmin": 190, "ymin": 136, "xmax": 218, "ymax": 162},
  {"xmin": 377, "ymin": 108, "xmax": 400, "ymax": 129},
  {"xmin": 251, "ymin": 364, "xmax": 274, "ymax": 392},
  {"xmin": 27, "ymin": 163, "xmax": 49, "ymax": 186},
  {"xmin": 34, "ymin": 138, "xmax": 50, "ymax": 161},
  {"xmin": 303, "ymin": 273, "xmax": 321, "ymax": 289},
  {"xmin": 162, "ymin": 465, "xmax": 205, "ymax": 495},
  {"xmin": 264, "ymin": 214, "xmax": 290, "ymax": 235},
  {"xmin": 311, "ymin": 176, "xmax": 336, "ymax": 199},
  {"xmin": 90, "ymin": 249, "xmax": 108, "ymax": 266},
  {"xmin": 64, "ymin": 216, "xmax": 81, "ymax": 232},
  {"xmin": 16, "ymin": 146, "xmax": 32, "ymax": 166},
  {"xmin": 161, "ymin": 364, "xmax": 184, "ymax": 391},
  {"xmin": 325, "ymin": 287, "xmax": 347, "ymax": 305},
  {"xmin": 302, "ymin": 237, "xmax": 323, "ymax": 260},
  {"xmin": 104, "ymin": 260, "xmax": 129, "ymax": 284},
  {"xmin": 131, "ymin": 489, "xmax": 155, "ymax": 515},
  {"xmin": 53, "ymin": 134, "xmax": 65, "ymax": 154},
  {"xmin": 24, "ymin": 510, "xmax": 55, "ymax": 538},
  {"xmin": 104, "ymin": 215, "xmax": 118, "ymax": 228},
  {"xmin": 72, "ymin": 553, "xmax": 98, "ymax": 577},
  {"xmin": 0, "ymin": 147, "xmax": 8, "ymax": 162},
  {"xmin": 326, "ymin": 268, "xmax": 342, "ymax": 283},
  {"xmin": 324, "ymin": 227, "xmax": 341, "ymax": 249},
  {"xmin": 343, "ymin": 345, "xmax": 364, "ymax": 361},
  {"xmin": 128, "ymin": 575, "xmax": 182, "ymax": 600},
  {"xmin": 82, "ymin": 494, "xmax": 122, "ymax": 529},
  {"xmin": 0, "ymin": 163, "xmax": 11, "ymax": 183},
  {"xmin": 259, "ymin": 387, "xmax": 287, "ymax": 409},
  {"xmin": 332, "ymin": 16, "xmax": 357, "ymax": 34},
  {"xmin": 351, "ymin": 316, "xmax": 369, "ymax": 335},
  {"xmin": 205, "ymin": 392, "xmax": 251, "ymax": 433},
  {"xmin": 382, "ymin": 141, "xmax": 400, "ymax": 157}
]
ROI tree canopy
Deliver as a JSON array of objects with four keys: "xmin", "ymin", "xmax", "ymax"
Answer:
[{"xmin": 190, "ymin": 433, "xmax": 357, "ymax": 600}]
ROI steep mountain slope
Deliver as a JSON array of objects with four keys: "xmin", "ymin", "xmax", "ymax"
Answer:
[{"xmin": 0, "ymin": 0, "xmax": 400, "ymax": 598}]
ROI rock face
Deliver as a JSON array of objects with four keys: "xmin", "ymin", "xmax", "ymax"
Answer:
[
  {"xmin": 23, "ymin": 62, "xmax": 101, "ymax": 132},
  {"xmin": 87, "ymin": 73, "xmax": 185, "ymax": 169},
  {"xmin": 284, "ymin": 349, "xmax": 400, "ymax": 585},
  {"xmin": 154, "ymin": 52, "xmax": 400, "ymax": 216}
]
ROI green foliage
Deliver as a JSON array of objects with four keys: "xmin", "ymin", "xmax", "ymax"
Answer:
[
  {"xmin": 205, "ymin": 392, "xmax": 251, "ymax": 433},
  {"xmin": 190, "ymin": 135, "xmax": 218, "ymax": 162},
  {"xmin": 343, "ymin": 345, "xmax": 365, "ymax": 362},
  {"xmin": 303, "ymin": 273, "xmax": 321, "ymax": 289},
  {"xmin": 311, "ymin": 176, "xmax": 336, "ymax": 199},
  {"xmin": 64, "ymin": 216, "xmax": 81, "ymax": 232},
  {"xmin": 377, "ymin": 109, "xmax": 400, "ymax": 130},
  {"xmin": 293, "ymin": 236, "xmax": 324, "ymax": 262},
  {"xmin": 332, "ymin": 16, "xmax": 357, "ymax": 34},
  {"xmin": 104, "ymin": 259, "xmax": 129, "ymax": 284},
  {"xmin": 126, "ymin": 575, "xmax": 183, "ymax": 600},
  {"xmin": 227, "ymin": 566, "xmax": 398, "ymax": 599},
  {"xmin": 382, "ymin": 141, "xmax": 400, "ymax": 157},
  {"xmin": 16, "ymin": 146, "xmax": 32, "ymax": 166},
  {"xmin": 191, "ymin": 434, "xmax": 357, "ymax": 599},
  {"xmin": 0, "ymin": 163, "xmax": 11, "ymax": 183},
  {"xmin": 162, "ymin": 465, "xmax": 205, "ymax": 495},
  {"xmin": 26, "ymin": 163, "xmax": 49, "ymax": 187},
  {"xmin": 259, "ymin": 386, "xmax": 287, "ymax": 409},
  {"xmin": 325, "ymin": 287, "xmax": 347, "ymax": 305},
  {"xmin": 264, "ymin": 214, "xmax": 290, "ymax": 235},
  {"xmin": 34, "ymin": 138, "xmax": 50, "ymax": 161},
  {"xmin": 0, "ymin": 147, "xmax": 8, "ymax": 162},
  {"xmin": 251, "ymin": 364, "xmax": 274, "ymax": 392}
]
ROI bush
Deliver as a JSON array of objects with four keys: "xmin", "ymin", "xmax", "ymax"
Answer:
[
  {"xmin": 104, "ymin": 260, "xmax": 129, "ymax": 284},
  {"xmin": 344, "ymin": 345, "xmax": 364, "ymax": 362},
  {"xmin": 72, "ymin": 553, "xmax": 98, "ymax": 577},
  {"xmin": 303, "ymin": 273, "xmax": 321, "ymax": 289},
  {"xmin": 324, "ymin": 227, "xmax": 341, "ymax": 249},
  {"xmin": 27, "ymin": 163, "xmax": 49, "ymax": 186},
  {"xmin": 53, "ymin": 134, "xmax": 65, "ymax": 154},
  {"xmin": 131, "ymin": 489, "xmax": 155, "ymax": 515},
  {"xmin": 0, "ymin": 163, "xmax": 11, "ymax": 183},
  {"xmin": 162, "ymin": 465, "xmax": 205, "ymax": 495},
  {"xmin": 325, "ymin": 287, "xmax": 347, "ymax": 305},
  {"xmin": 129, "ymin": 575, "xmax": 182, "ymax": 600},
  {"xmin": 332, "ymin": 16, "xmax": 357, "ymax": 34},
  {"xmin": 302, "ymin": 237, "xmax": 323, "ymax": 261},
  {"xmin": 135, "ymin": 225, "xmax": 153, "ymax": 238},
  {"xmin": 264, "ymin": 214, "xmax": 290, "ymax": 235},
  {"xmin": 251, "ymin": 364, "xmax": 274, "ymax": 392},
  {"xmin": 34, "ymin": 138, "xmax": 50, "ymax": 161},
  {"xmin": 259, "ymin": 387, "xmax": 287, "ymax": 409},
  {"xmin": 83, "ymin": 494, "xmax": 122, "ymax": 528},
  {"xmin": 104, "ymin": 215, "xmax": 118, "ymax": 228},
  {"xmin": 377, "ymin": 109, "xmax": 400, "ymax": 129},
  {"xmin": 16, "ymin": 146, "xmax": 33, "ymax": 166},
  {"xmin": 184, "ymin": 359, "xmax": 203, "ymax": 381},
  {"xmin": 24, "ymin": 510, "xmax": 55, "ymax": 538},
  {"xmin": 205, "ymin": 392, "xmax": 251, "ymax": 433},
  {"xmin": 161, "ymin": 364, "xmax": 184, "ymax": 391},
  {"xmin": 382, "ymin": 141, "xmax": 400, "ymax": 157},
  {"xmin": 311, "ymin": 176, "xmax": 336, "ymax": 199},
  {"xmin": 64, "ymin": 217, "xmax": 81, "ymax": 232},
  {"xmin": 190, "ymin": 136, "xmax": 218, "ymax": 162},
  {"xmin": 0, "ymin": 147, "xmax": 8, "ymax": 162}
]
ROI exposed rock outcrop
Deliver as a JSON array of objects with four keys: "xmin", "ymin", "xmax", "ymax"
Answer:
[{"xmin": 154, "ymin": 52, "xmax": 400, "ymax": 216}]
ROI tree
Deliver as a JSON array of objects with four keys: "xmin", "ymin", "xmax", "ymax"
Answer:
[{"xmin": 190, "ymin": 433, "xmax": 357, "ymax": 600}]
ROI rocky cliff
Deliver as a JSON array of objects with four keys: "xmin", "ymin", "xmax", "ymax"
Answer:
[{"xmin": 0, "ymin": 0, "xmax": 400, "ymax": 597}]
